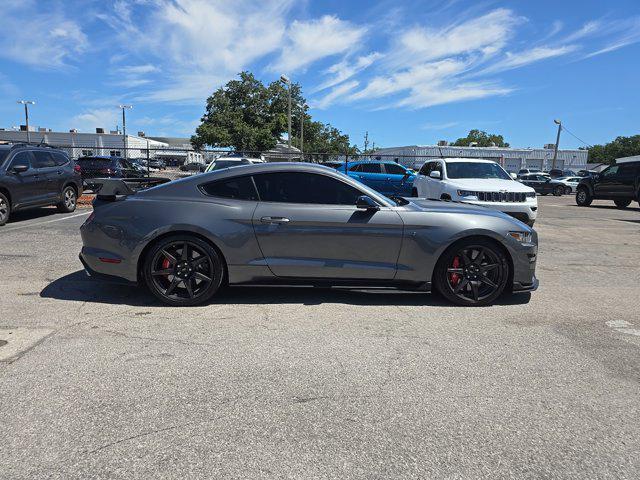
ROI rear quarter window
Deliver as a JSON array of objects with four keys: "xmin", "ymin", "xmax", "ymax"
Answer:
[{"xmin": 200, "ymin": 176, "xmax": 258, "ymax": 201}]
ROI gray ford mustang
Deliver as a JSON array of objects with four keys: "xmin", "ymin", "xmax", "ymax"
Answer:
[{"xmin": 79, "ymin": 163, "xmax": 538, "ymax": 306}]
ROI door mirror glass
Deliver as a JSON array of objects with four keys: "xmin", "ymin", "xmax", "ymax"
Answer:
[
  {"xmin": 429, "ymin": 170, "xmax": 441, "ymax": 180},
  {"xmin": 10, "ymin": 164, "xmax": 29, "ymax": 174},
  {"xmin": 356, "ymin": 195, "xmax": 380, "ymax": 211},
  {"xmin": 510, "ymin": 172, "xmax": 518, "ymax": 180}
]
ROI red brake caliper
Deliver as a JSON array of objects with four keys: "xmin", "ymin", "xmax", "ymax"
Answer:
[
  {"xmin": 450, "ymin": 256, "xmax": 461, "ymax": 286},
  {"xmin": 162, "ymin": 257, "xmax": 171, "ymax": 277}
]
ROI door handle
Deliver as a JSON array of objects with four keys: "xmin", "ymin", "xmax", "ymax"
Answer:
[{"xmin": 260, "ymin": 216, "xmax": 290, "ymax": 224}]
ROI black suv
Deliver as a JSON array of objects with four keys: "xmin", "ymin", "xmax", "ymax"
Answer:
[
  {"xmin": 576, "ymin": 159, "xmax": 640, "ymax": 208},
  {"xmin": 0, "ymin": 144, "xmax": 83, "ymax": 226},
  {"xmin": 75, "ymin": 156, "xmax": 146, "ymax": 181}
]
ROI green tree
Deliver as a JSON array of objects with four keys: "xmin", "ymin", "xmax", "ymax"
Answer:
[
  {"xmin": 452, "ymin": 129, "xmax": 509, "ymax": 147},
  {"xmin": 191, "ymin": 71, "xmax": 359, "ymax": 155},
  {"xmin": 586, "ymin": 135, "xmax": 640, "ymax": 165}
]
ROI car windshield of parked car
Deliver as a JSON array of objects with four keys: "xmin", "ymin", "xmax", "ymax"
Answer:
[
  {"xmin": 211, "ymin": 160, "xmax": 249, "ymax": 171},
  {"xmin": 446, "ymin": 162, "xmax": 511, "ymax": 180}
]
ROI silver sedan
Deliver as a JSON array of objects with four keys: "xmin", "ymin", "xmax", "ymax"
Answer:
[{"xmin": 80, "ymin": 163, "xmax": 538, "ymax": 306}]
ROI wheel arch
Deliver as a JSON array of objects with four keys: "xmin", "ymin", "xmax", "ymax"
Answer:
[
  {"xmin": 431, "ymin": 234, "xmax": 514, "ymax": 290},
  {"xmin": 135, "ymin": 229, "xmax": 229, "ymax": 284},
  {"xmin": 0, "ymin": 186, "xmax": 11, "ymax": 206}
]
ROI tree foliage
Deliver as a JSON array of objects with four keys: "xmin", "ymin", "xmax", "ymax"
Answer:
[
  {"xmin": 586, "ymin": 135, "xmax": 640, "ymax": 164},
  {"xmin": 191, "ymin": 71, "xmax": 358, "ymax": 154},
  {"xmin": 452, "ymin": 129, "xmax": 509, "ymax": 147}
]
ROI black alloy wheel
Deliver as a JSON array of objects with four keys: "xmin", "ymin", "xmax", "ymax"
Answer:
[
  {"xmin": 144, "ymin": 235, "xmax": 223, "ymax": 306},
  {"xmin": 434, "ymin": 239, "xmax": 509, "ymax": 306},
  {"xmin": 0, "ymin": 192, "xmax": 9, "ymax": 226},
  {"xmin": 614, "ymin": 198, "xmax": 632, "ymax": 209},
  {"xmin": 553, "ymin": 185, "xmax": 563, "ymax": 196},
  {"xmin": 57, "ymin": 186, "xmax": 77, "ymax": 213},
  {"xmin": 575, "ymin": 187, "xmax": 592, "ymax": 207}
]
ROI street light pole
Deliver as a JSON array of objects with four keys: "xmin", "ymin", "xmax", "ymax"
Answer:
[
  {"xmin": 280, "ymin": 75, "xmax": 292, "ymax": 152},
  {"xmin": 552, "ymin": 119, "xmax": 562, "ymax": 170},
  {"xmin": 17, "ymin": 100, "xmax": 35, "ymax": 143},
  {"xmin": 118, "ymin": 105, "xmax": 133, "ymax": 159},
  {"xmin": 300, "ymin": 103, "xmax": 305, "ymax": 161}
]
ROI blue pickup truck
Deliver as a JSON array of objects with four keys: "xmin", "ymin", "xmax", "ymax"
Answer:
[{"xmin": 336, "ymin": 160, "xmax": 416, "ymax": 197}]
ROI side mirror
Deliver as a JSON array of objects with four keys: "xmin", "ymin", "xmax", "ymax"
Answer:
[
  {"xmin": 510, "ymin": 172, "xmax": 518, "ymax": 180},
  {"xmin": 429, "ymin": 170, "xmax": 441, "ymax": 180},
  {"xmin": 10, "ymin": 164, "xmax": 29, "ymax": 174},
  {"xmin": 356, "ymin": 195, "xmax": 380, "ymax": 211}
]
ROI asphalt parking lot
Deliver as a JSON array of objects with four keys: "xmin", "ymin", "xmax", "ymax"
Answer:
[{"xmin": 1, "ymin": 195, "xmax": 639, "ymax": 479}]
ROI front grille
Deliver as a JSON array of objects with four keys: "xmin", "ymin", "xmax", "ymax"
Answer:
[{"xmin": 476, "ymin": 191, "xmax": 526, "ymax": 203}]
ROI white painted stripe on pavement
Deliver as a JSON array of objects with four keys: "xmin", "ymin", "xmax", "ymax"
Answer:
[{"xmin": 0, "ymin": 211, "xmax": 90, "ymax": 233}]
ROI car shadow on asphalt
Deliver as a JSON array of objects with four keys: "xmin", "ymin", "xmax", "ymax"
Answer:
[
  {"xmin": 587, "ymin": 204, "xmax": 640, "ymax": 212},
  {"xmin": 7, "ymin": 207, "xmax": 59, "ymax": 223},
  {"xmin": 40, "ymin": 270, "xmax": 532, "ymax": 308}
]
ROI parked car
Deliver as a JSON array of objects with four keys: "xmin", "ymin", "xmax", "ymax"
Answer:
[
  {"xmin": 577, "ymin": 169, "xmax": 600, "ymax": 178},
  {"xmin": 576, "ymin": 157, "xmax": 640, "ymax": 208},
  {"xmin": 518, "ymin": 168, "xmax": 542, "ymax": 176},
  {"xmin": 548, "ymin": 168, "xmax": 577, "ymax": 178},
  {"xmin": 147, "ymin": 158, "xmax": 167, "ymax": 170},
  {"xmin": 76, "ymin": 156, "xmax": 144, "ymax": 182},
  {"xmin": 555, "ymin": 176, "xmax": 582, "ymax": 193},
  {"xmin": 204, "ymin": 156, "xmax": 265, "ymax": 173},
  {"xmin": 320, "ymin": 161, "xmax": 343, "ymax": 169},
  {"xmin": 0, "ymin": 144, "xmax": 82, "ymax": 226},
  {"xmin": 180, "ymin": 162, "xmax": 206, "ymax": 172},
  {"xmin": 413, "ymin": 158, "xmax": 537, "ymax": 226},
  {"xmin": 79, "ymin": 163, "xmax": 538, "ymax": 307},
  {"xmin": 518, "ymin": 174, "xmax": 565, "ymax": 196},
  {"xmin": 336, "ymin": 160, "xmax": 416, "ymax": 197}
]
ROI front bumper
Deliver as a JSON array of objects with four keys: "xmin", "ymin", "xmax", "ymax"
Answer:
[{"xmin": 512, "ymin": 276, "xmax": 539, "ymax": 292}]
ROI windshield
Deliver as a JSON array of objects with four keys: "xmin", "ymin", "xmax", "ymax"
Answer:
[{"xmin": 446, "ymin": 162, "xmax": 511, "ymax": 180}]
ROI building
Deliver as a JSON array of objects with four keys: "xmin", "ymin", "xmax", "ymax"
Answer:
[{"xmin": 372, "ymin": 144, "xmax": 589, "ymax": 172}]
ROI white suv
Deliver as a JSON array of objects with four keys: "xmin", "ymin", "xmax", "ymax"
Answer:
[{"xmin": 413, "ymin": 158, "xmax": 538, "ymax": 226}]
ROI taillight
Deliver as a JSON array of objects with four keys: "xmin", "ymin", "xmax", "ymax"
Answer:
[{"xmin": 74, "ymin": 164, "xmax": 81, "ymax": 173}]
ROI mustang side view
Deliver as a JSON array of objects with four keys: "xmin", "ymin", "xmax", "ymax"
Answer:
[{"xmin": 79, "ymin": 163, "xmax": 538, "ymax": 306}]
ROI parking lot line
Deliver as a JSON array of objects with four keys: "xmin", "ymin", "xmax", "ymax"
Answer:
[{"xmin": 0, "ymin": 211, "xmax": 90, "ymax": 233}]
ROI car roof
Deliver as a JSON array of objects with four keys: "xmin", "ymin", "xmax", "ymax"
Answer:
[{"xmin": 431, "ymin": 158, "xmax": 498, "ymax": 164}]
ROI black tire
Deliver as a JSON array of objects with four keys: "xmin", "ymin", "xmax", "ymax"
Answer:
[
  {"xmin": 433, "ymin": 238, "xmax": 510, "ymax": 306},
  {"xmin": 553, "ymin": 186, "xmax": 563, "ymax": 196},
  {"xmin": 526, "ymin": 220, "xmax": 535, "ymax": 227},
  {"xmin": 575, "ymin": 187, "xmax": 592, "ymax": 207},
  {"xmin": 0, "ymin": 192, "xmax": 10, "ymax": 226},
  {"xmin": 541, "ymin": 193, "xmax": 548, "ymax": 196},
  {"xmin": 411, "ymin": 187, "xmax": 418, "ymax": 197},
  {"xmin": 57, "ymin": 185, "xmax": 77, "ymax": 213},
  {"xmin": 614, "ymin": 198, "xmax": 632, "ymax": 209},
  {"xmin": 143, "ymin": 234, "xmax": 224, "ymax": 306}
]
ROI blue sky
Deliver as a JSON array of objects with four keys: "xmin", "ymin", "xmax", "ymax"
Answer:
[{"xmin": 1, "ymin": 0, "xmax": 639, "ymax": 150}]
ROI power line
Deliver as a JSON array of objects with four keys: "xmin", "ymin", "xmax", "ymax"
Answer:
[{"xmin": 561, "ymin": 125, "xmax": 592, "ymax": 148}]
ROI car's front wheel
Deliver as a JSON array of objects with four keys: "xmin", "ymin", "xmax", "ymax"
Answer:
[
  {"xmin": 143, "ymin": 235, "xmax": 224, "ymax": 306},
  {"xmin": 576, "ymin": 187, "xmax": 593, "ymax": 206},
  {"xmin": 614, "ymin": 198, "xmax": 632, "ymax": 209},
  {"xmin": 57, "ymin": 186, "xmax": 77, "ymax": 213},
  {"xmin": 433, "ymin": 238, "xmax": 510, "ymax": 306},
  {"xmin": 0, "ymin": 192, "xmax": 10, "ymax": 226}
]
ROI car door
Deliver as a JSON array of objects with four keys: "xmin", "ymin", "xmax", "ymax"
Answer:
[
  {"xmin": 349, "ymin": 162, "xmax": 387, "ymax": 193},
  {"xmin": 251, "ymin": 171, "xmax": 404, "ymax": 280},
  {"xmin": 426, "ymin": 161, "xmax": 445, "ymax": 199},
  {"xmin": 522, "ymin": 175, "xmax": 542, "ymax": 192},
  {"xmin": 3, "ymin": 151, "xmax": 43, "ymax": 207},
  {"xmin": 31, "ymin": 150, "xmax": 59, "ymax": 201},
  {"xmin": 611, "ymin": 163, "xmax": 637, "ymax": 197},
  {"xmin": 383, "ymin": 163, "xmax": 414, "ymax": 196},
  {"xmin": 50, "ymin": 151, "xmax": 71, "ymax": 196},
  {"xmin": 593, "ymin": 165, "xmax": 619, "ymax": 197}
]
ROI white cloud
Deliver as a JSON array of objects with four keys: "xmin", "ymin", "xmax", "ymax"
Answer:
[
  {"xmin": 112, "ymin": 64, "xmax": 160, "ymax": 88},
  {"xmin": 0, "ymin": 1, "xmax": 88, "ymax": 69},
  {"xmin": 421, "ymin": 121, "xmax": 460, "ymax": 130},
  {"xmin": 270, "ymin": 15, "xmax": 368, "ymax": 73},
  {"xmin": 71, "ymin": 108, "xmax": 121, "ymax": 132},
  {"xmin": 313, "ymin": 81, "xmax": 360, "ymax": 109},
  {"xmin": 479, "ymin": 45, "xmax": 577, "ymax": 74},
  {"xmin": 313, "ymin": 53, "xmax": 382, "ymax": 93}
]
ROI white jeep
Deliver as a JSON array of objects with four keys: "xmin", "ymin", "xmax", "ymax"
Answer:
[{"xmin": 412, "ymin": 158, "xmax": 538, "ymax": 226}]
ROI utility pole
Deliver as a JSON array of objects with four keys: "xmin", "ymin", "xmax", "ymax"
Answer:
[
  {"xmin": 118, "ymin": 105, "xmax": 133, "ymax": 159},
  {"xmin": 280, "ymin": 75, "xmax": 292, "ymax": 152},
  {"xmin": 17, "ymin": 100, "xmax": 35, "ymax": 143},
  {"xmin": 363, "ymin": 131, "xmax": 369, "ymax": 153},
  {"xmin": 552, "ymin": 119, "xmax": 562, "ymax": 170}
]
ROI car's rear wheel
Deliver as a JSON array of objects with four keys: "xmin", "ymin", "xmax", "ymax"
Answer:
[
  {"xmin": 434, "ymin": 238, "xmax": 509, "ymax": 306},
  {"xmin": 576, "ymin": 187, "xmax": 592, "ymax": 206},
  {"xmin": 0, "ymin": 192, "xmax": 10, "ymax": 226},
  {"xmin": 143, "ymin": 235, "xmax": 224, "ymax": 306},
  {"xmin": 553, "ymin": 185, "xmax": 563, "ymax": 196},
  {"xmin": 57, "ymin": 186, "xmax": 77, "ymax": 213},
  {"xmin": 614, "ymin": 198, "xmax": 632, "ymax": 209}
]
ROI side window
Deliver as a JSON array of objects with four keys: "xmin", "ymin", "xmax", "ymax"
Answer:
[
  {"xmin": 384, "ymin": 163, "xmax": 406, "ymax": 175},
  {"xmin": 52, "ymin": 152, "xmax": 69, "ymax": 167},
  {"xmin": 358, "ymin": 163, "xmax": 382, "ymax": 174},
  {"xmin": 349, "ymin": 164, "xmax": 362, "ymax": 172},
  {"xmin": 253, "ymin": 172, "xmax": 364, "ymax": 205},
  {"xmin": 419, "ymin": 162, "xmax": 431, "ymax": 176},
  {"xmin": 601, "ymin": 166, "xmax": 619, "ymax": 177},
  {"xmin": 32, "ymin": 151, "xmax": 56, "ymax": 168},
  {"xmin": 7, "ymin": 152, "xmax": 32, "ymax": 170},
  {"xmin": 618, "ymin": 164, "xmax": 636, "ymax": 176},
  {"xmin": 433, "ymin": 162, "xmax": 443, "ymax": 175},
  {"xmin": 200, "ymin": 176, "xmax": 258, "ymax": 201}
]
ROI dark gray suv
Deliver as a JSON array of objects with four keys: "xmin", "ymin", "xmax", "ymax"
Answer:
[{"xmin": 0, "ymin": 144, "xmax": 83, "ymax": 226}]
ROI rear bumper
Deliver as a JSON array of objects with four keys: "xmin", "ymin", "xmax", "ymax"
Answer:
[{"xmin": 79, "ymin": 253, "xmax": 136, "ymax": 285}]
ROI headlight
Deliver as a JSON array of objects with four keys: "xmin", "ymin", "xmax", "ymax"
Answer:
[
  {"xmin": 456, "ymin": 190, "xmax": 477, "ymax": 198},
  {"xmin": 525, "ymin": 192, "xmax": 536, "ymax": 198},
  {"xmin": 508, "ymin": 231, "xmax": 533, "ymax": 244}
]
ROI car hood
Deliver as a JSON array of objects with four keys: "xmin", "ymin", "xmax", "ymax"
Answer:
[{"xmin": 446, "ymin": 178, "xmax": 534, "ymax": 192}]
